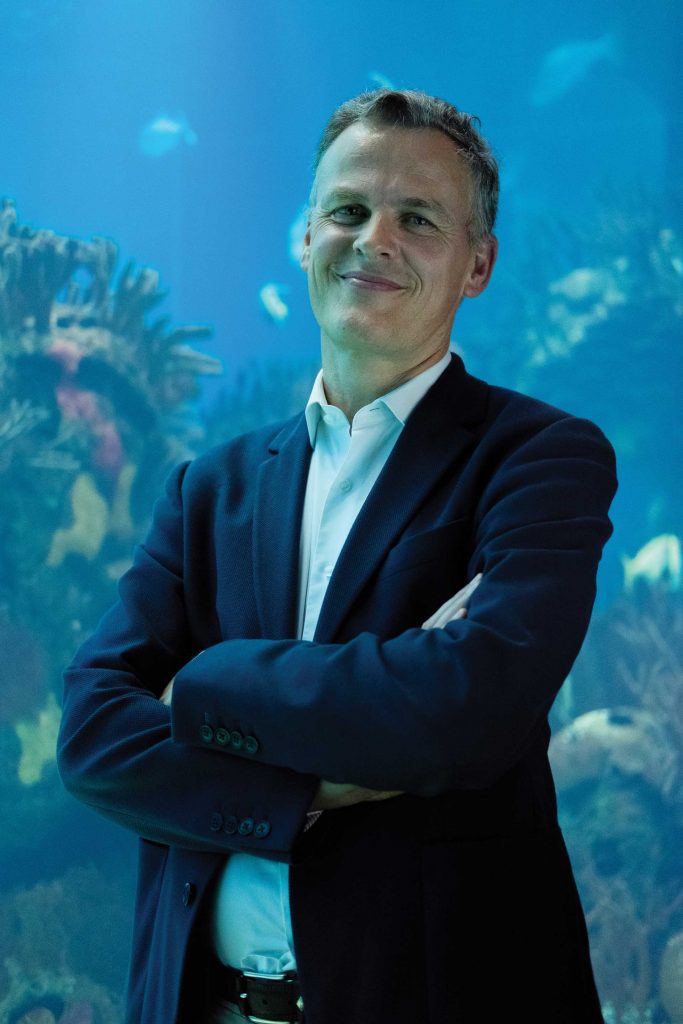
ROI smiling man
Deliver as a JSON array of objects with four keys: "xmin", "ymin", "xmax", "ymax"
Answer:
[{"xmin": 58, "ymin": 89, "xmax": 617, "ymax": 1024}]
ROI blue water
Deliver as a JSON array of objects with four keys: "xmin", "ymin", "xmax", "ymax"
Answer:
[{"xmin": 1, "ymin": 2, "xmax": 681, "ymax": 1021}]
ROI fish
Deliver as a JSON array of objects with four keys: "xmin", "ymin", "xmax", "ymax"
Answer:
[
  {"xmin": 621, "ymin": 534, "xmax": 682, "ymax": 591},
  {"xmin": 288, "ymin": 204, "xmax": 310, "ymax": 265},
  {"xmin": 138, "ymin": 113, "xmax": 198, "ymax": 157},
  {"xmin": 259, "ymin": 283, "xmax": 290, "ymax": 324},
  {"xmin": 531, "ymin": 32, "xmax": 620, "ymax": 107}
]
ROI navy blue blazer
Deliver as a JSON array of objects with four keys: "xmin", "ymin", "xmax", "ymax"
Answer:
[{"xmin": 57, "ymin": 354, "xmax": 617, "ymax": 1023}]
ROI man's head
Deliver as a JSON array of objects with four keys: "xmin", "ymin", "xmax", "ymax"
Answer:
[
  {"xmin": 308, "ymin": 89, "xmax": 499, "ymax": 249},
  {"xmin": 300, "ymin": 89, "xmax": 499, "ymax": 369}
]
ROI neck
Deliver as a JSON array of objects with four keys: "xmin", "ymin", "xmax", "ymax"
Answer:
[{"xmin": 320, "ymin": 340, "xmax": 449, "ymax": 424}]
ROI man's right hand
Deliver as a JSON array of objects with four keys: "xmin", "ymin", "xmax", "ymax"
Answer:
[
  {"xmin": 310, "ymin": 780, "xmax": 404, "ymax": 811},
  {"xmin": 310, "ymin": 573, "xmax": 483, "ymax": 811}
]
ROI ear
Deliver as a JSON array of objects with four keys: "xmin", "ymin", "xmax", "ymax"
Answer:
[{"xmin": 463, "ymin": 234, "xmax": 498, "ymax": 298}]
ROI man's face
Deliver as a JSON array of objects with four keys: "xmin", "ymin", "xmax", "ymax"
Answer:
[{"xmin": 301, "ymin": 123, "xmax": 497, "ymax": 364}]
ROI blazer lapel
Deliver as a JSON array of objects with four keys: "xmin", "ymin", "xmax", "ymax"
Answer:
[
  {"xmin": 313, "ymin": 355, "xmax": 489, "ymax": 642},
  {"xmin": 253, "ymin": 413, "xmax": 313, "ymax": 640}
]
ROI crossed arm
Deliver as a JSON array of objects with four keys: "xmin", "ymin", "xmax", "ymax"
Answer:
[
  {"xmin": 159, "ymin": 574, "xmax": 483, "ymax": 812},
  {"xmin": 57, "ymin": 413, "xmax": 616, "ymax": 855}
]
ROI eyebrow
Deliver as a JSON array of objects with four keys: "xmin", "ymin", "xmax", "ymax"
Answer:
[{"xmin": 322, "ymin": 189, "xmax": 454, "ymax": 223}]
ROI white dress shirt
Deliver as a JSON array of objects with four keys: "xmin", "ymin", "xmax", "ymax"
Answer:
[{"xmin": 210, "ymin": 350, "xmax": 453, "ymax": 975}]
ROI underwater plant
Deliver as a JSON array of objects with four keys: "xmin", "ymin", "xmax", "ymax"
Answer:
[{"xmin": 550, "ymin": 587, "xmax": 683, "ymax": 1022}]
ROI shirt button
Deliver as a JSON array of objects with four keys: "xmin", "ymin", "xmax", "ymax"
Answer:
[
  {"xmin": 339, "ymin": 478, "xmax": 352, "ymax": 493},
  {"xmin": 210, "ymin": 812, "xmax": 223, "ymax": 832},
  {"xmin": 254, "ymin": 821, "xmax": 271, "ymax": 839},
  {"xmin": 243, "ymin": 735, "xmax": 260, "ymax": 754},
  {"xmin": 238, "ymin": 817, "xmax": 254, "ymax": 836},
  {"xmin": 199, "ymin": 724, "xmax": 214, "ymax": 744},
  {"xmin": 215, "ymin": 727, "xmax": 230, "ymax": 746}
]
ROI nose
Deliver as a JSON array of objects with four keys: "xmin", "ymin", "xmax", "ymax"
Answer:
[{"xmin": 353, "ymin": 212, "xmax": 397, "ymax": 258}]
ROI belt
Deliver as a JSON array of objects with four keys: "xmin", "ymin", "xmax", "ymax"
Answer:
[{"xmin": 207, "ymin": 956, "xmax": 304, "ymax": 1023}]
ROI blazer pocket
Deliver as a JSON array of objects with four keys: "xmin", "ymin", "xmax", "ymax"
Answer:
[{"xmin": 377, "ymin": 516, "xmax": 471, "ymax": 581}]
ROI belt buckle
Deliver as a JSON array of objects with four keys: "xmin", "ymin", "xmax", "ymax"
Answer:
[{"xmin": 238, "ymin": 970, "xmax": 302, "ymax": 1023}]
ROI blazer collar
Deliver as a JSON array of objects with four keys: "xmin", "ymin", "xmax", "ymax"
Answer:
[{"xmin": 252, "ymin": 354, "xmax": 489, "ymax": 642}]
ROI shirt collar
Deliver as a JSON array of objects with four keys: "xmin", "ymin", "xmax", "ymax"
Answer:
[{"xmin": 304, "ymin": 349, "xmax": 452, "ymax": 447}]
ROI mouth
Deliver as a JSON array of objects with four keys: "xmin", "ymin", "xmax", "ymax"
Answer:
[{"xmin": 338, "ymin": 273, "xmax": 404, "ymax": 292}]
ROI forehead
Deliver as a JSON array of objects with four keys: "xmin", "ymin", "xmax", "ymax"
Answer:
[{"xmin": 316, "ymin": 123, "xmax": 472, "ymax": 207}]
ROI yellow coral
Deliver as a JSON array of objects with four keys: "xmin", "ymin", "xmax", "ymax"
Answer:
[
  {"xmin": 46, "ymin": 471, "xmax": 109, "ymax": 567},
  {"xmin": 14, "ymin": 691, "xmax": 61, "ymax": 786},
  {"xmin": 108, "ymin": 461, "xmax": 137, "ymax": 539}
]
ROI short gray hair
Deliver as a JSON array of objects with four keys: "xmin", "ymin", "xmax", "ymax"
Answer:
[{"xmin": 308, "ymin": 88, "xmax": 499, "ymax": 249}]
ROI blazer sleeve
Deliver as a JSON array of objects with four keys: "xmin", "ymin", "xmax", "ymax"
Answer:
[
  {"xmin": 56, "ymin": 461, "xmax": 319, "ymax": 859},
  {"xmin": 170, "ymin": 414, "xmax": 618, "ymax": 797}
]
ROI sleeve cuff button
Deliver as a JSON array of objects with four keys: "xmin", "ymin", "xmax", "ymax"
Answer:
[{"xmin": 244, "ymin": 735, "xmax": 259, "ymax": 754}]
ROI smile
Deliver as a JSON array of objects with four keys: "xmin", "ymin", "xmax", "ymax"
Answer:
[{"xmin": 340, "ymin": 276, "xmax": 404, "ymax": 292}]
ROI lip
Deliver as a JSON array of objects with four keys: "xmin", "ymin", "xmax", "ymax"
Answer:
[{"xmin": 339, "ymin": 272, "xmax": 403, "ymax": 290}]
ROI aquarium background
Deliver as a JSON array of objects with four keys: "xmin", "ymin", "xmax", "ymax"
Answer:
[{"xmin": 0, "ymin": 1, "xmax": 681, "ymax": 1022}]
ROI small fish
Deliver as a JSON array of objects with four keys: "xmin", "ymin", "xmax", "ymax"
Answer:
[
  {"xmin": 259, "ymin": 283, "xmax": 290, "ymax": 324},
  {"xmin": 289, "ymin": 204, "xmax": 310, "ymax": 265},
  {"xmin": 531, "ymin": 32, "xmax": 619, "ymax": 107},
  {"xmin": 622, "ymin": 534, "xmax": 681, "ymax": 591},
  {"xmin": 368, "ymin": 71, "xmax": 396, "ymax": 91},
  {"xmin": 549, "ymin": 267, "xmax": 606, "ymax": 301},
  {"xmin": 138, "ymin": 113, "xmax": 198, "ymax": 157}
]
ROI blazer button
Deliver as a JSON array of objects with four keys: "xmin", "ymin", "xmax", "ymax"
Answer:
[
  {"xmin": 223, "ymin": 815, "xmax": 238, "ymax": 835},
  {"xmin": 200, "ymin": 724, "xmax": 214, "ymax": 744},
  {"xmin": 210, "ymin": 812, "xmax": 223, "ymax": 832},
  {"xmin": 229, "ymin": 730, "xmax": 244, "ymax": 750},
  {"xmin": 215, "ymin": 727, "xmax": 230, "ymax": 746},
  {"xmin": 238, "ymin": 817, "xmax": 254, "ymax": 836},
  {"xmin": 244, "ymin": 735, "xmax": 259, "ymax": 754},
  {"xmin": 254, "ymin": 821, "xmax": 271, "ymax": 839},
  {"xmin": 182, "ymin": 882, "xmax": 195, "ymax": 907}
]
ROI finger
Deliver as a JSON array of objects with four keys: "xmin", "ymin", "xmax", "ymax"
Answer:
[
  {"xmin": 432, "ymin": 605, "xmax": 466, "ymax": 629},
  {"xmin": 160, "ymin": 679, "xmax": 175, "ymax": 705},
  {"xmin": 422, "ymin": 574, "xmax": 482, "ymax": 628}
]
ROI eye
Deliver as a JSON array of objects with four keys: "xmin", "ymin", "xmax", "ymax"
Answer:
[
  {"xmin": 332, "ymin": 205, "xmax": 363, "ymax": 218},
  {"xmin": 408, "ymin": 214, "xmax": 433, "ymax": 227}
]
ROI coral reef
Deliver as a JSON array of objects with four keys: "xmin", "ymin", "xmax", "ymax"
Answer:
[
  {"xmin": 659, "ymin": 930, "xmax": 683, "ymax": 1024},
  {"xmin": 0, "ymin": 201, "xmax": 225, "ymax": 1015},
  {"xmin": 14, "ymin": 692, "xmax": 61, "ymax": 786},
  {"xmin": 0, "ymin": 197, "xmax": 223, "ymax": 657},
  {"xmin": 550, "ymin": 587, "xmax": 683, "ymax": 1022},
  {"xmin": 461, "ymin": 183, "xmax": 682, "ymax": 547},
  {"xmin": 0, "ymin": 863, "xmax": 133, "ymax": 1022}
]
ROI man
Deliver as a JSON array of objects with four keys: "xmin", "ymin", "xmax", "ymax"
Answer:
[{"xmin": 57, "ymin": 89, "xmax": 617, "ymax": 1023}]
